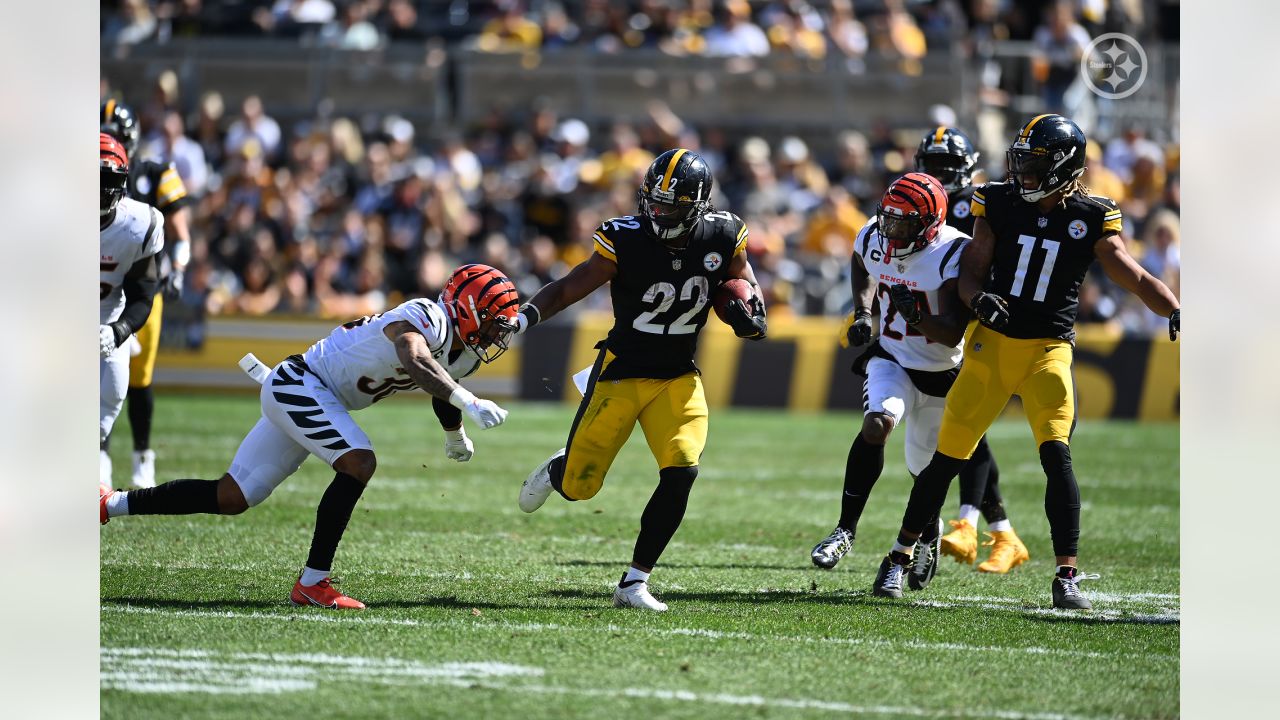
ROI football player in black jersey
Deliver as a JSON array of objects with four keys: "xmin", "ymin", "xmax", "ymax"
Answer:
[
  {"xmin": 913, "ymin": 127, "xmax": 1028, "ymax": 575},
  {"xmin": 872, "ymin": 115, "xmax": 1180, "ymax": 608},
  {"xmin": 101, "ymin": 99, "xmax": 193, "ymax": 489},
  {"xmin": 514, "ymin": 149, "xmax": 767, "ymax": 611}
]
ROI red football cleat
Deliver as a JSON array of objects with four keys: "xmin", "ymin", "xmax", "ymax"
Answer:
[
  {"xmin": 289, "ymin": 578, "xmax": 366, "ymax": 610},
  {"xmin": 100, "ymin": 484, "xmax": 114, "ymax": 525}
]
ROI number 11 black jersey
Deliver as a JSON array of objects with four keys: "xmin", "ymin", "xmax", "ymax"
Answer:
[
  {"xmin": 592, "ymin": 211, "xmax": 748, "ymax": 380},
  {"xmin": 973, "ymin": 181, "xmax": 1123, "ymax": 341}
]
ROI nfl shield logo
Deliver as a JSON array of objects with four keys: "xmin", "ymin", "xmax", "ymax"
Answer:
[
  {"xmin": 897, "ymin": 263, "xmax": 906, "ymax": 273},
  {"xmin": 672, "ymin": 258, "xmax": 682, "ymax": 270},
  {"xmin": 1037, "ymin": 217, "xmax": 1049, "ymax": 228}
]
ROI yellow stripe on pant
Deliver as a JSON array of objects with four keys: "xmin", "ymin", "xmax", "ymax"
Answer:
[
  {"xmin": 129, "ymin": 293, "xmax": 163, "ymax": 388},
  {"xmin": 936, "ymin": 323, "xmax": 1075, "ymax": 459},
  {"xmin": 560, "ymin": 349, "xmax": 709, "ymax": 501}
]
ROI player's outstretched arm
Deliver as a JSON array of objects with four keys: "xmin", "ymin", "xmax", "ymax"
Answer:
[
  {"xmin": 517, "ymin": 252, "xmax": 617, "ymax": 332},
  {"xmin": 891, "ymin": 278, "xmax": 968, "ymax": 347},
  {"xmin": 385, "ymin": 321, "xmax": 508, "ymax": 429},
  {"xmin": 1094, "ymin": 234, "xmax": 1180, "ymax": 328}
]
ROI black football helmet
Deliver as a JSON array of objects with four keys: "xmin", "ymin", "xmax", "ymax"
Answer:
[
  {"xmin": 100, "ymin": 98, "xmax": 141, "ymax": 159},
  {"xmin": 637, "ymin": 148, "xmax": 713, "ymax": 246},
  {"xmin": 1006, "ymin": 114, "xmax": 1087, "ymax": 202},
  {"xmin": 914, "ymin": 126, "xmax": 979, "ymax": 195}
]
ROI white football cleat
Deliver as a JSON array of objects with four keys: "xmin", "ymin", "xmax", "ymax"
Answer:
[
  {"xmin": 613, "ymin": 581, "xmax": 668, "ymax": 612},
  {"xmin": 519, "ymin": 448, "xmax": 565, "ymax": 513},
  {"xmin": 100, "ymin": 450, "xmax": 113, "ymax": 487},
  {"xmin": 131, "ymin": 449, "xmax": 156, "ymax": 489}
]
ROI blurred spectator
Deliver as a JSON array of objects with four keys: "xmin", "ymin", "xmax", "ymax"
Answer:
[
  {"xmin": 540, "ymin": 2, "xmax": 582, "ymax": 50},
  {"xmin": 382, "ymin": 0, "xmax": 427, "ymax": 42},
  {"xmin": 800, "ymin": 186, "xmax": 867, "ymax": 259},
  {"xmin": 825, "ymin": 0, "xmax": 868, "ymax": 72},
  {"xmin": 103, "ymin": 0, "xmax": 159, "ymax": 45},
  {"xmin": 192, "ymin": 91, "xmax": 227, "ymax": 171},
  {"xmin": 476, "ymin": 1, "xmax": 543, "ymax": 52},
  {"xmin": 1103, "ymin": 126, "xmax": 1164, "ymax": 183},
  {"xmin": 593, "ymin": 124, "xmax": 655, "ymax": 190},
  {"xmin": 871, "ymin": 0, "xmax": 928, "ymax": 74},
  {"xmin": 1031, "ymin": 0, "xmax": 1091, "ymax": 113},
  {"xmin": 703, "ymin": 0, "xmax": 770, "ymax": 57},
  {"xmin": 1080, "ymin": 140, "xmax": 1125, "ymax": 203},
  {"xmin": 144, "ymin": 110, "xmax": 209, "ymax": 196},
  {"xmin": 229, "ymin": 257, "xmax": 282, "ymax": 316},
  {"xmin": 320, "ymin": 0, "xmax": 382, "ymax": 50},
  {"xmin": 1138, "ymin": 208, "xmax": 1180, "ymax": 299},
  {"xmin": 225, "ymin": 96, "xmax": 283, "ymax": 165}
]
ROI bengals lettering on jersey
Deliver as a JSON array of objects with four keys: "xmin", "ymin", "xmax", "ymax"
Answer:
[
  {"xmin": 973, "ymin": 181, "xmax": 1123, "ymax": 341},
  {"xmin": 592, "ymin": 211, "xmax": 748, "ymax": 380}
]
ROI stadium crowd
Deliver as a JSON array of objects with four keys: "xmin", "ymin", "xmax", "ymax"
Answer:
[{"xmin": 101, "ymin": 0, "xmax": 1180, "ymax": 342}]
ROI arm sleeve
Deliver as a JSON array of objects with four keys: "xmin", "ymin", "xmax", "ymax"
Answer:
[
  {"xmin": 432, "ymin": 396, "xmax": 463, "ymax": 430},
  {"xmin": 154, "ymin": 164, "xmax": 190, "ymax": 212},
  {"xmin": 112, "ymin": 252, "xmax": 160, "ymax": 343}
]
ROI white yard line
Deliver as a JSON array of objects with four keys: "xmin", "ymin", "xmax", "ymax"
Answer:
[{"xmin": 101, "ymin": 604, "xmax": 1175, "ymax": 661}]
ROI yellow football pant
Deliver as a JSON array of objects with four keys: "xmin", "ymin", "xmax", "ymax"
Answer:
[
  {"xmin": 560, "ymin": 351, "xmax": 708, "ymax": 501},
  {"xmin": 936, "ymin": 322, "xmax": 1075, "ymax": 459},
  {"xmin": 128, "ymin": 293, "xmax": 163, "ymax": 388}
]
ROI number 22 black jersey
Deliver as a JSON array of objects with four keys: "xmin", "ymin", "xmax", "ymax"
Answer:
[
  {"xmin": 972, "ymin": 181, "xmax": 1123, "ymax": 341},
  {"xmin": 592, "ymin": 211, "xmax": 748, "ymax": 380}
]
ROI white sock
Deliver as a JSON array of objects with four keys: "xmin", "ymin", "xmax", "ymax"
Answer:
[
  {"xmin": 959, "ymin": 504, "xmax": 980, "ymax": 526},
  {"xmin": 106, "ymin": 491, "xmax": 129, "ymax": 518},
  {"xmin": 621, "ymin": 567, "xmax": 650, "ymax": 586},
  {"xmin": 299, "ymin": 566, "xmax": 329, "ymax": 587},
  {"xmin": 988, "ymin": 519, "xmax": 1012, "ymax": 532},
  {"xmin": 891, "ymin": 541, "xmax": 914, "ymax": 556}
]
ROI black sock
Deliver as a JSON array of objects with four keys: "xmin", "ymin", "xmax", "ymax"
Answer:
[
  {"xmin": 837, "ymin": 433, "xmax": 884, "ymax": 532},
  {"xmin": 127, "ymin": 385, "xmax": 155, "ymax": 452},
  {"xmin": 305, "ymin": 472, "xmax": 366, "ymax": 573},
  {"xmin": 979, "ymin": 473, "xmax": 1008, "ymax": 524},
  {"xmin": 548, "ymin": 454, "xmax": 575, "ymax": 501},
  {"xmin": 958, "ymin": 435, "xmax": 993, "ymax": 507},
  {"xmin": 631, "ymin": 466, "xmax": 697, "ymax": 569},
  {"xmin": 1040, "ymin": 441, "xmax": 1080, "ymax": 557},
  {"xmin": 900, "ymin": 452, "xmax": 966, "ymax": 535},
  {"xmin": 126, "ymin": 479, "xmax": 220, "ymax": 515}
]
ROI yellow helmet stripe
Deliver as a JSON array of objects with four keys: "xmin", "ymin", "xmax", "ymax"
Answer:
[
  {"xmin": 933, "ymin": 126, "xmax": 946, "ymax": 144},
  {"xmin": 660, "ymin": 148, "xmax": 688, "ymax": 193},
  {"xmin": 104, "ymin": 98, "xmax": 116, "ymax": 123},
  {"xmin": 1019, "ymin": 113, "xmax": 1053, "ymax": 141}
]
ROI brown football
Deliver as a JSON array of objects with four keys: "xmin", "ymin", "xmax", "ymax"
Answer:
[{"xmin": 713, "ymin": 279, "xmax": 753, "ymax": 323}]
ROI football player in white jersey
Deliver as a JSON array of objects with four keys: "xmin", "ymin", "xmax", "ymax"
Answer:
[
  {"xmin": 100, "ymin": 133, "xmax": 164, "ymax": 450},
  {"xmin": 810, "ymin": 174, "xmax": 1020, "ymax": 595},
  {"xmin": 101, "ymin": 264, "xmax": 518, "ymax": 610}
]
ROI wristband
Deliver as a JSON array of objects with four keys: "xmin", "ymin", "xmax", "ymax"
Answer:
[
  {"xmin": 519, "ymin": 302, "xmax": 542, "ymax": 330},
  {"xmin": 854, "ymin": 308, "xmax": 872, "ymax": 319},
  {"xmin": 447, "ymin": 386, "xmax": 477, "ymax": 410},
  {"xmin": 444, "ymin": 426, "xmax": 467, "ymax": 441}
]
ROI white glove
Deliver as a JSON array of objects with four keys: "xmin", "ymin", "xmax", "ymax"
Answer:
[
  {"xmin": 443, "ymin": 427, "xmax": 474, "ymax": 462},
  {"xmin": 448, "ymin": 387, "xmax": 508, "ymax": 429},
  {"xmin": 99, "ymin": 325, "xmax": 118, "ymax": 358}
]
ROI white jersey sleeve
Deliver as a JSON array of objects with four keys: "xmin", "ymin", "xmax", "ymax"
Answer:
[
  {"xmin": 382, "ymin": 298, "xmax": 451, "ymax": 354},
  {"xmin": 99, "ymin": 198, "xmax": 164, "ymax": 324}
]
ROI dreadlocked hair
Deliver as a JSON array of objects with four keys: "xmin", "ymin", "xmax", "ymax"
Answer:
[{"xmin": 1064, "ymin": 179, "xmax": 1092, "ymax": 198}]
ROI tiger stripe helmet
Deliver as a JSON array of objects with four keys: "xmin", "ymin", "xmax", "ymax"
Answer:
[
  {"xmin": 876, "ymin": 172, "xmax": 948, "ymax": 260},
  {"xmin": 440, "ymin": 264, "xmax": 521, "ymax": 363},
  {"xmin": 100, "ymin": 132, "xmax": 130, "ymax": 217}
]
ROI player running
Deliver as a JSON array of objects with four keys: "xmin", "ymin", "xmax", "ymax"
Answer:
[
  {"xmin": 871, "ymin": 115, "xmax": 1180, "ymax": 608},
  {"xmin": 101, "ymin": 133, "xmax": 164, "ymax": 451},
  {"xmin": 101, "ymin": 264, "xmax": 517, "ymax": 610},
  {"xmin": 100, "ymin": 98, "xmax": 194, "ymax": 489},
  {"xmin": 515, "ymin": 149, "xmax": 768, "ymax": 612}
]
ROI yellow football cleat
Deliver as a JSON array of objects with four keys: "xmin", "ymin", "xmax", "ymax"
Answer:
[
  {"xmin": 977, "ymin": 530, "xmax": 1030, "ymax": 574},
  {"xmin": 939, "ymin": 519, "xmax": 978, "ymax": 565}
]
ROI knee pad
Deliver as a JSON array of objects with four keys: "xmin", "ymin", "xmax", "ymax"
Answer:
[{"xmin": 659, "ymin": 465, "xmax": 698, "ymax": 487}]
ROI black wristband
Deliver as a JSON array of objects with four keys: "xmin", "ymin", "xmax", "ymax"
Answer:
[
  {"xmin": 854, "ymin": 308, "xmax": 872, "ymax": 320},
  {"xmin": 108, "ymin": 320, "xmax": 131, "ymax": 348}
]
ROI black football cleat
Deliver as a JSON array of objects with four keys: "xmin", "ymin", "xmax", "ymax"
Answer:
[
  {"xmin": 872, "ymin": 554, "xmax": 908, "ymax": 598},
  {"xmin": 811, "ymin": 527, "xmax": 854, "ymax": 569},
  {"xmin": 908, "ymin": 520, "xmax": 942, "ymax": 591},
  {"xmin": 1051, "ymin": 567, "xmax": 1093, "ymax": 610}
]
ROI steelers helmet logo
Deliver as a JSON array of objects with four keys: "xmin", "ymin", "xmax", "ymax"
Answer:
[
  {"xmin": 953, "ymin": 200, "xmax": 970, "ymax": 219},
  {"xmin": 1068, "ymin": 219, "xmax": 1088, "ymax": 239},
  {"xmin": 703, "ymin": 252, "xmax": 723, "ymax": 271}
]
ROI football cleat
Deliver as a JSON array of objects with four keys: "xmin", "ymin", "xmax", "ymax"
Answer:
[
  {"xmin": 131, "ymin": 449, "xmax": 156, "ymax": 489},
  {"xmin": 100, "ymin": 449, "xmax": 113, "ymax": 487},
  {"xmin": 810, "ymin": 527, "xmax": 854, "ymax": 569},
  {"xmin": 1051, "ymin": 567, "xmax": 1094, "ymax": 610},
  {"xmin": 612, "ymin": 581, "xmax": 668, "ymax": 612},
  {"xmin": 940, "ymin": 518, "xmax": 978, "ymax": 565},
  {"xmin": 100, "ymin": 484, "xmax": 115, "ymax": 525},
  {"xmin": 908, "ymin": 519, "xmax": 943, "ymax": 591},
  {"xmin": 290, "ymin": 577, "xmax": 366, "ymax": 610},
  {"xmin": 872, "ymin": 555, "xmax": 908, "ymax": 599},
  {"xmin": 978, "ymin": 529, "xmax": 1030, "ymax": 574},
  {"xmin": 519, "ymin": 448, "xmax": 565, "ymax": 513}
]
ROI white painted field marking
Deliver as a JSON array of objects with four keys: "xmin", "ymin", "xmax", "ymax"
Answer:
[
  {"xmin": 101, "ymin": 645, "xmax": 1108, "ymax": 720},
  {"xmin": 101, "ymin": 604, "xmax": 1175, "ymax": 661}
]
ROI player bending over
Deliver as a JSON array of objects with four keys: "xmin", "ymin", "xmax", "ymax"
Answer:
[
  {"xmin": 101, "ymin": 264, "xmax": 516, "ymax": 609},
  {"xmin": 872, "ymin": 115, "xmax": 1180, "ymax": 609},
  {"xmin": 515, "ymin": 149, "xmax": 768, "ymax": 612}
]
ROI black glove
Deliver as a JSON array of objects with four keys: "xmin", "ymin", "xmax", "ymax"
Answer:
[
  {"xmin": 161, "ymin": 271, "xmax": 184, "ymax": 300},
  {"xmin": 971, "ymin": 292, "xmax": 1010, "ymax": 330},
  {"xmin": 845, "ymin": 309, "xmax": 873, "ymax": 348},
  {"xmin": 1168, "ymin": 308, "xmax": 1179, "ymax": 341},
  {"xmin": 889, "ymin": 284, "xmax": 922, "ymax": 325},
  {"xmin": 725, "ymin": 295, "xmax": 767, "ymax": 340}
]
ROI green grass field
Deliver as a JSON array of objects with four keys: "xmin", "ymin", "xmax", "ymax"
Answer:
[{"xmin": 101, "ymin": 394, "xmax": 1179, "ymax": 720}]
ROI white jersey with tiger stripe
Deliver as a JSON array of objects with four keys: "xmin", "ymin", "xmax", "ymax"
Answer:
[
  {"xmin": 100, "ymin": 197, "xmax": 163, "ymax": 324},
  {"xmin": 854, "ymin": 219, "xmax": 969, "ymax": 371},
  {"xmin": 301, "ymin": 298, "xmax": 480, "ymax": 412}
]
